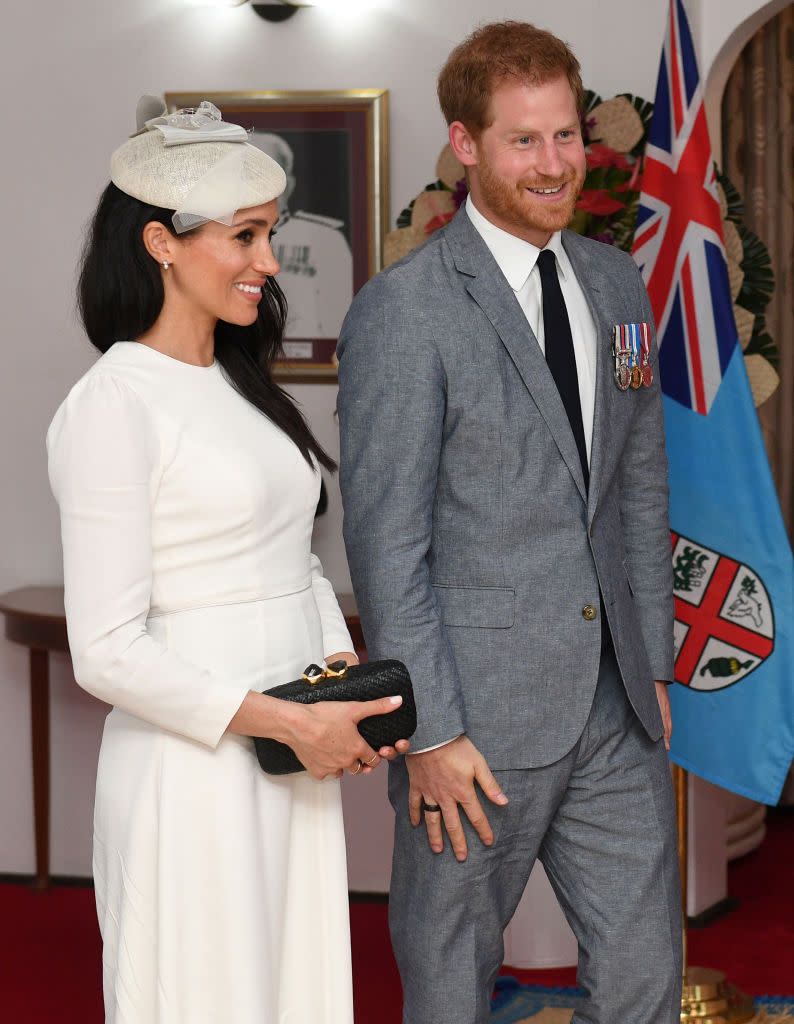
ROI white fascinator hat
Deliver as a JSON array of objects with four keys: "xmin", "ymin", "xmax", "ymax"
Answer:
[{"xmin": 110, "ymin": 96, "xmax": 287, "ymax": 234}]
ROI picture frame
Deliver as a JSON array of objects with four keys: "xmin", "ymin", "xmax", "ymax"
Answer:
[{"xmin": 166, "ymin": 90, "xmax": 389, "ymax": 382}]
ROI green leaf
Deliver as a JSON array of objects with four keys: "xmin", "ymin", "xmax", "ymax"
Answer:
[
  {"xmin": 582, "ymin": 90, "xmax": 602, "ymax": 144},
  {"xmin": 612, "ymin": 195, "xmax": 640, "ymax": 252},
  {"xmin": 715, "ymin": 169, "xmax": 745, "ymax": 223},
  {"xmin": 396, "ymin": 180, "xmax": 450, "ymax": 229},
  {"xmin": 583, "ymin": 88, "xmax": 602, "ymax": 112},
  {"xmin": 603, "ymin": 166, "xmax": 632, "ymax": 191},
  {"xmin": 583, "ymin": 89, "xmax": 603, "ymax": 116},
  {"xmin": 396, "ymin": 198, "xmax": 415, "ymax": 230},
  {"xmin": 585, "ymin": 166, "xmax": 608, "ymax": 189},
  {"xmin": 736, "ymin": 225, "xmax": 775, "ymax": 315},
  {"xmin": 568, "ymin": 209, "xmax": 592, "ymax": 236},
  {"xmin": 743, "ymin": 315, "xmax": 779, "ymax": 369}
]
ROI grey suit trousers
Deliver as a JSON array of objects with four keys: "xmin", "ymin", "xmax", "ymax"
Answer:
[{"xmin": 388, "ymin": 641, "xmax": 683, "ymax": 1024}]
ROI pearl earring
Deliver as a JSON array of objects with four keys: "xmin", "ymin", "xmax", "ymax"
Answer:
[{"xmin": 162, "ymin": 260, "xmax": 170, "ymax": 270}]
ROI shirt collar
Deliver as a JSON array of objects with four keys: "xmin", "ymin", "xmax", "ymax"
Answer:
[{"xmin": 466, "ymin": 194, "xmax": 569, "ymax": 291}]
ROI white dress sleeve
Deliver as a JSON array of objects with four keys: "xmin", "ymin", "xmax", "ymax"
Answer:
[
  {"xmin": 309, "ymin": 554, "xmax": 355, "ymax": 658},
  {"xmin": 47, "ymin": 373, "xmax": 250, "ymax": 748}
]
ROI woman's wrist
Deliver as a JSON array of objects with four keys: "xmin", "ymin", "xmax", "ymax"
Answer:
[
  {"xmin": 325, "ymin": 650, "xmax": 359, "ymax": 666},
  {"xmin": 263, "ymin": 694, "xmax": 308, "ymax": 746},
  {"xmin": 227, "ymin": 690, "xmax": 307, "ymax": 744}
]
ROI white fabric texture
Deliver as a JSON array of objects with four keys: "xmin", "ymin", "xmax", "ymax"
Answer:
[
  {"xmin": 466, "ymin": 195, "xmax": 598, "ymax": 462},
  {"xmin": 110, "ymin": 131, "xmax": 286, "ymax": 232},
  {"xmin": 144, "ymin": 101, "xmax": 250, "ymax": 146},
  {"xmin": 47, "ymin": 340, "xmax": 354, "ymax": 1023}
]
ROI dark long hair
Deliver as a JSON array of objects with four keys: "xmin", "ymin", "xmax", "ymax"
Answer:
[{"xmin": 78, "ymin": 182, "xmax": 336, "ymax": 472}]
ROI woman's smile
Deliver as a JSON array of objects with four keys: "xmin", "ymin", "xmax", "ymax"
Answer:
[{"xmin": 234, "ymin": 280, "xmax": 266, "ymax": 302}]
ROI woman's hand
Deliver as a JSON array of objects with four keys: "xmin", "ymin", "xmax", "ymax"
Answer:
[
  {"xmin": 321, "ymin": 652, "xmax": 410, "ymax": 766},
  {"xmin": 285, "ymin": 695, "xmax": 407, "ymax": 781},
  {"xmin": 227, "ymin": 655, "xmax": 412, "ymax": 778}
]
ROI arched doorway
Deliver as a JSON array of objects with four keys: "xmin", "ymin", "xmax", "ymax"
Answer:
[
  {"xmin": 722, "ymin": 5, "xmax": 793, "ymax": 530},
  {"xmin": 719, "ymin": 4, "xmax": 794, "ymax": 810}
]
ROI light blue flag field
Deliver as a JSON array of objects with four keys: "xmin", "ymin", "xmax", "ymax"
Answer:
[{"xmin": 632, "ymin": 0, "xmax": 794, "ymax": 803}]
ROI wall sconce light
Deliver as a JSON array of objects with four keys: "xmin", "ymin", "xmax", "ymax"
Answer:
[
  {"xmin": 249, "ymin": 1, "xmax": 314, "ymax": 21},
  {"xmin": 199, "ymin": 0, "xmax": 372, "ymax": 20}
]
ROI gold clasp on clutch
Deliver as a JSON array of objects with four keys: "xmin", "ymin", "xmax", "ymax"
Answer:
[
  {"xmin": 301, "ymin": 661, "xmax": 349, "ymax": 685},
  {"xmin": 302, "ymin": 664, "xmax": 326, "ymax": 685}
]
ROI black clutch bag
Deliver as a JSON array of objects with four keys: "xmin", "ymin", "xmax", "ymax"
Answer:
[{"xmin": 253, "ymin": 659, "xmax": 417, "ymax": 775}]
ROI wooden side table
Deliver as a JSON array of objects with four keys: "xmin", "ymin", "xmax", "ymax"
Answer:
[
  {"xmin": 0, "ymin": 586, "xmax": 68, "ymax": 889},
  {"xmin": 0, "ymin": 585, "xmax": 363, "ymax": 888}
]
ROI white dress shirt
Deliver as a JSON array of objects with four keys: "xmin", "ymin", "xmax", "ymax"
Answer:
[
  {"xmin": 466, "ymin": 195, "xmax": 598, "ymax": 463},
  {"xmin": 411, "ymin": 200, "xmax": 600, "ymax": 756}
]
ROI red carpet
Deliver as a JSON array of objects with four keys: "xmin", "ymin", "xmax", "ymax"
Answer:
[{"xmin": 2, "ymin": 810, "xmax": 791, "ymax": 1022}]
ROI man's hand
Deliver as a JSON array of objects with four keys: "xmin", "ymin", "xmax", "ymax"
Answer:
[
  {"xmin": 406, "ymin": 735, "xmax": 508, "ymax": 862},
  {"xmin": 655, "ymin": 681, "xmax": 673, "ymax": 751}
]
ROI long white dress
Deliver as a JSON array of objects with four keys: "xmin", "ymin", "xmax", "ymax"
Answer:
[{"xmin": 47, "ymin": 341, "xmax": 355, "ymax": 1024}]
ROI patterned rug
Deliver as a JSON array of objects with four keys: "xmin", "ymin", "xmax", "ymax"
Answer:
[{"xmin": 491, "ymin": 978, "xmax": 794, "ymax": 1022}]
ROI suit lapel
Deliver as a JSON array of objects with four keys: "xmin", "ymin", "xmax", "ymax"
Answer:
[
  {"xmin": 561, "ymin": 230, "xmax": 615, "ymax": 522},
  {"xmin": 444, "ymin": 210, "xmax": 587, "ymax": 504}
]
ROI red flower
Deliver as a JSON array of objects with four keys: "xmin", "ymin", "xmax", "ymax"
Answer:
[
  {"xmin": 424, "ymin": 211, "xmax": 456, "ymax": 234},
  {"xmin": 615, "ymin": 158, "xmax": 643, "ymax": 193},
  {"xmin": 576, "ymin": 190, "xmax": 626, "ymax": 215},
  {"xmin": 586, "ymin": 143, "xmax": 633, "ymax": 171}
]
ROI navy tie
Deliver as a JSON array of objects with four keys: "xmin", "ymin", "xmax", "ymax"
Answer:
[{"xmin": 536, "ymin": 249, "xmax": 589, "ymax": 490}]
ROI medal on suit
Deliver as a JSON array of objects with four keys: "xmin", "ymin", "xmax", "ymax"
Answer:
[
  {"xmin": 612, "ymin": 325, "xmax": 632, "ymax": 391},
  {"xmin": 613, "ymin": 322, "xmax": 653, "ymax": 391},
  {"xmin": 639, "ymin": 321, "xmax": 654, "ymax": 388}
]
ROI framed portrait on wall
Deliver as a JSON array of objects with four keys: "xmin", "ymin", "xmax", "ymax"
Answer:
[{"xmin": 166, "ymin": 90, "xmax": 389, "ymax": 382}]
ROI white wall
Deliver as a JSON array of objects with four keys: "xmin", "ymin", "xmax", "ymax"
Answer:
[{"xmin": 0, "ymin": 0, "xmax": 772, "ymax": 878}]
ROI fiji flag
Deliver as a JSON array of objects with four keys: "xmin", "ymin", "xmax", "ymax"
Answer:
[{"xmin": 633, "ymin": 0, "xmax": 794, "ymax": 803}]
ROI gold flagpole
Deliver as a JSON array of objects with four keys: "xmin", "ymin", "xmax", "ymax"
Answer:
[
  {"xmin": 676, "ymin": 763, "xmax": 689, "ymax": 974},
  {"xmin": 674, "ymin": 765, "xmax": 756, "ymax": 1023}
]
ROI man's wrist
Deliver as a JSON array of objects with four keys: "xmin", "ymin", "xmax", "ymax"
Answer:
[{"xmin": 408, "ymin": 733, "xmax": 463, "ymax": 755}]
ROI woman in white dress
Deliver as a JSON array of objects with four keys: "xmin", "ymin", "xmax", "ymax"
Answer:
[{"xmin": 47, "ymin": 100, "xmax": 408, "ymax": 1023}]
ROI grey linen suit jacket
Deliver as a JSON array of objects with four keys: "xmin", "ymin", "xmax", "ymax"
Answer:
[{"xmin": 337, "ymin": 208, "xmax": 674, "ymax": 769}]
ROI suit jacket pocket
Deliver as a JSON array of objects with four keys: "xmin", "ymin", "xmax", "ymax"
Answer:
[
  {"xmin": 432, "ymin": 584, "xmax": 515, "ymax": 628},
  {"xmin": 622, "ymin": 558, "xmax": 635, "ymax": 596}
]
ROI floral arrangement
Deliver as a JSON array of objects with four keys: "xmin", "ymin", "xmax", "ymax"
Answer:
[{"xmin": 384, "ymin": 91, "xmax": 778, "ymax": 406}]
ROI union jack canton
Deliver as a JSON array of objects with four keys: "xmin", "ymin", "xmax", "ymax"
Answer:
[{"xmin": 632, "ymin": 0, "xmax": 737, "ymax": 416}]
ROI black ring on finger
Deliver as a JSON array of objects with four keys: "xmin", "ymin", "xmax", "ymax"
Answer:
[{"xmin": 421, "ymin": 801, "xmax": 441, "ymax": 814}]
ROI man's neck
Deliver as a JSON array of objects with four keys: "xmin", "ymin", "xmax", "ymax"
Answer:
[{"xmin": 466, "ymin": 191, "xmax": 553, "ymax": 249}]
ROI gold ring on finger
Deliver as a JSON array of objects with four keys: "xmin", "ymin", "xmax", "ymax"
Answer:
[
  {"xmin": 364, "ymin": 753, "xmax": 378, "ymax": 766},
  {"xmin": 351, "ymin": 760, "xmax": 363, "ymax": 775}
]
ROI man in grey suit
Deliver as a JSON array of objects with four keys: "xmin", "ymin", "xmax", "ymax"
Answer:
[{"xmin": 337, "ymin": 21, "xmax": 682, "ymax": 1024}]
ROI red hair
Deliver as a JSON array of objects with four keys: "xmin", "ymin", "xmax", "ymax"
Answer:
[{"xmin": 438, "ymin": 21, "xmax": 584, "ymax": 136}]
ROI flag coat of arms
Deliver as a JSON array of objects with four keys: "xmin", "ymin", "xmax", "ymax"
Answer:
[{"xmin": 633, "ymin": 0, "xmax": 794, "ymax": 804}]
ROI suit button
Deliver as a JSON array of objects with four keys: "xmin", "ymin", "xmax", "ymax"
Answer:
[{"xmin": 582, "ymin": 604, "xmax": 597, "ymax": 621}]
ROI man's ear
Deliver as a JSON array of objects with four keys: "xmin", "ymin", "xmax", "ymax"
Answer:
[
  {"xmin": 142, "ymin": 220, "xmax": 177, "ymax": 267},
  {"xmin": 448, "ymin": 121, "xmax": 479, "ymax": 168}
]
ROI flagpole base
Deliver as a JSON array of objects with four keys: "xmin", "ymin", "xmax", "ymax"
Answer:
[{"xmin": 681, "ymin": 966, "xmax": 755, "ymax": 1023}]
